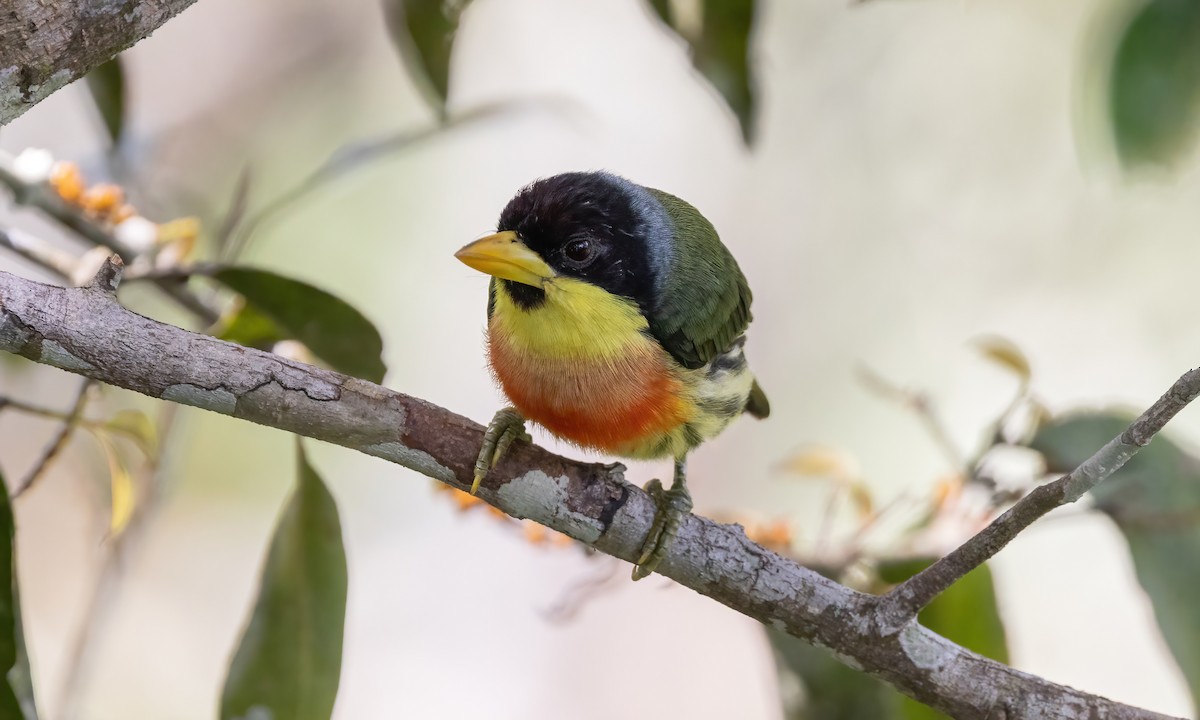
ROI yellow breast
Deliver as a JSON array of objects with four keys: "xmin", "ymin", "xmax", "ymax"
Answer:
[{"xmin": 486, "ymin": 278, "xmax": 753, "ymax": 460}]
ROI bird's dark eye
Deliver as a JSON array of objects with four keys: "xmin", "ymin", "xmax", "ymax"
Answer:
[{"xmin": 563, "ymin": 238, "xmax": 593, "ymax": 265}]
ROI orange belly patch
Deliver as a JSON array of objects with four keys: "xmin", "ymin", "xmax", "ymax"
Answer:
[{"xmin": 488, "ymin": 328, "xmax": 689, "ymax": 455}]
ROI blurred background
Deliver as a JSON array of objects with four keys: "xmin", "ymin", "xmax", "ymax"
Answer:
[{"xmin": 1, "ymin": 0, "xmax": 1198, "ymax": 717}]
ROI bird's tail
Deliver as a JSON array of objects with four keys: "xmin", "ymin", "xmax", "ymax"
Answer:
[{"xmin": 745, "ymin": 378, "xmax": 770, "ymax": 419}]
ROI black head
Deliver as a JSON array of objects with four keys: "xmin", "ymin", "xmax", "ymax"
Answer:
[{"xmin": 496, "ymin": 172, "xmax": 674, "ymax": 311}]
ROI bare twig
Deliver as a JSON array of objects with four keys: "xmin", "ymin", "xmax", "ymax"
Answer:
[
  {"xmin": 878, "ymin": 368, "xmax": 1200, "ymax": 632},
  {"xmin": 0, "ymin": 262, "xmax": 1183, "ymax": 720},
  {"xmin": 0, "ymin": 228, "xmax": 75, "ymax": 280},
  {"xmin": 14, "ymin": 378, "xmax": 96, "ymax": 497},
  {"xmin": 857, "ymin": 365, "xmax": 967, "ymax": 471},
  {"xmin": 226, "ymin": 98, "xmax": 580, "ymax": 257},
  {"xmin": 58, "ymin": 401, "xmax": 177, "ymax": 720}
]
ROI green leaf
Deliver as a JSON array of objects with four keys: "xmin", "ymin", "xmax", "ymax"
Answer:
[
  {"xmin": 85, "ymin": 57, "xmax": 126, "ymax": 146},
  {"xmin": 650, "ymin": 0, "xmax": 758, "ymax": 144},
  {"xmin": 221, "ymin": 442, "xmax": 348, "ymax": 720},
  {"xmin": 1030, "ymin": 413, "xmax": 1200, "ymax": 713},
  {"xmin": 1108, "ymin": 0, "xmax": 1200, "ymax": 169},
  {"xmin": 213, "ymin": 268, "xmax": 387, "ymax": 383},
  {"xmin": 769, "ymin": 562, "xmax": 1007, "ymax": 720},
  {"xmin": 647, "ymin": 0, "xmax": 672, "ymax": 24},
  {"xmin": 0, "ymin": 469, "xmax": 38, "ymax": 719},
  {"xmin": 218, "ymin": 302, "xmax": 285, "ymax": 351},
  {"xmin": 384, "ymin": 0, "xmax": 473, "ymax": 116}
]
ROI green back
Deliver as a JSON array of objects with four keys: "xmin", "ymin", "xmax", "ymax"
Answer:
[{"xmin": 646, "ymin": 189, "xmax": 753, "ymax": 370}]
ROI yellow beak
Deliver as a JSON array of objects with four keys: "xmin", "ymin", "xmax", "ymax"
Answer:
[{"xmin": 454, "ymin": 231, "xmax": 555, "ymax": 287}]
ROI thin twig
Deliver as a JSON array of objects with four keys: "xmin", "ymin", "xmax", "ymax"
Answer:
[
  {"xmin": 14, "ymin": 379, "xmax": 96, "ymax": 497},
  {"xmin": 57, "ymin": 402, "xmax": 177, "ymax": 720},
  {"xmin": 856, "ymin": 365, "xmax": 967, "ymax": 471},
  {"xmin": 877, "ymin": 367, "xmax": 1200, "ymax": 632},
  {"xmin": 0, "ymin": 228, "xmax": 75, "ymax": 280}
]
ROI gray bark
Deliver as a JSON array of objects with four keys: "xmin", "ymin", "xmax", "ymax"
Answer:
[
  {"xmin": 0, "ymin": 0, "xmax": 200, "ymax": 125},
  {"xmin": 0, "ymin": 260, "xmax": 1184, "ymax": 720}
]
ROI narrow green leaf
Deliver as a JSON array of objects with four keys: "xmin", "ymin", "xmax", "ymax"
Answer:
[
  {"xmin": 0, "ymin": 469, "xmax": 38, "ymax": 720},
  {"xmin": 647, "ymin": 0, "xmax": 672, "ymax": 25},
  {"xmin": 383, "ymin": 0, "xmax": 473, "ymax": 115},
  {"xmin": 1109, "ymin": 0, "xmax": 1200, "ymax": 169},
  {"xmin": 650, "ymin": 0, "xmax": 758, "ymax": 144},
  {"xmin": 84, "ymin": 57, "xmax": 126, "ymax": 146},
  {"xmin": 221, "ymin": 442, "xmax": 348, "ymax": 720},
  {"xmin": 212, "ymin": 268, "xmax": 387, "ymax": 383},
  {"xmin": 1030, "ymin": 413, "xmax": 1200, "ymax": 713},
  {"xmin": 696, "ymin": 0, "xmax": 757, "ymax": 145},
  {"xmin": 769, "ymin": 562, "xmax": 1007, "ymax": 720}
]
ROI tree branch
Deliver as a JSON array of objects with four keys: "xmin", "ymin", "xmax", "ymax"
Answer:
[
  {"xmin": 0, "ymin": 0, "xmax": 200, "ymax": 126},
  {"xmin": 877, "ymin": 369, "xmax": 1200, "ymax": 632},
  {"xmin": 0, "ymin": 262, "xmax": 1184, "ymax": 720}
]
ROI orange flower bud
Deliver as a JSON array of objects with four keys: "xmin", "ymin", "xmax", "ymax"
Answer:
[{"xmin": 49, "ymin": 162, "xmax": 84, "ymax": 204}]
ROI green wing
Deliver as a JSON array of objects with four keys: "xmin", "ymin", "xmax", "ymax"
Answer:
[{"xmin": 646, "ymin": 189, "xmax": 753, "ymax": 370}]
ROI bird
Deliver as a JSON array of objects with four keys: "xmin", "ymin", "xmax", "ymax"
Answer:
[{"xmin": 455, "ymin": 171, "xmax": 768, "ymax": 580}]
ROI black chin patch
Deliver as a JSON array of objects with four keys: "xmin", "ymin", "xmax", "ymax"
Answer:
[{"xmin": 501, "ymin": 280, "xmax": 546, "ymax": 310}]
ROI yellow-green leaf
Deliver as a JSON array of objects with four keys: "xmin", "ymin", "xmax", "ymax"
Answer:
[
  {"xmin": 220, "ymin": 441, "xmax": 347, "ymax": 720},
  {"xmin": 972, "ymin": 335, "xmax": 1031, "ymax": 383},
  {"xmin": 212, "ymin": 267, "xmax": 387, "ymax": 383},
  {"xmin": 101, "ymin": 409, "xmax": 158, "ymax": 461},
  {"xmin": 96, "ymin": 435, "xmax": 135, "ymax": 537}
]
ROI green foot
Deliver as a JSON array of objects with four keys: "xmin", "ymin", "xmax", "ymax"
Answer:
[
  {"xmin": 472, "ymin": 407, "xmax": 530, "ymax": 495},
  {"xmin": 632, "ymin": 459, "xmax": 692, "ymax": 580}
]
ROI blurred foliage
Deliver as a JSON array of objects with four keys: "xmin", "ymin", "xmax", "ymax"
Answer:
[
  {"xmin": 648, "ymin": 0, "xmax": 758, "ymax": 144},
  {"xmin": 770, "ymin": 562, "xmax": 1007, "ymax": 720},
  {"xmin": 383, "ymin": 0, "xmax": 473, "ymax": 116},
  {"xmin": 7, "ymin": 0, "xmax": 1200, "ymax": 715},
  {"xmin": 213, "ymin": 267, "xmax": 388, "ymax": 383},
  {"xmin": 1030, "ymin": 413, "xmax": 1200, "ymax": 713},
  {"xmin": 95, "ymin": 433, "xmax": 136, "ymax": 537},
  {"xmin": 1107, "ymin": 0, "xmax": 1200, "ymax": 170},
  {"xmin": 83, "ymin": 57, "xmax": 126, "ymax": 148},
  {"xmin": 221, "ymin": 442, "xmax": 347, "ymax": 720},
  {"xmin": 99, "ymin": 409, "xmax": 159, "ymax": 462},
  {"xmin": 381, "ymin": 0, "xmax": 758, "ymax": 143},
  {"xmin": 0, "ymin": 471, "xmax": 36, "ymax": 720}
]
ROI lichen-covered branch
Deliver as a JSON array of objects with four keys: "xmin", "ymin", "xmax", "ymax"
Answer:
[
  {"xmin": 0, "ymin": 262, "xmax": 1182, "ymax": 720},
  {"xmin": 0, "ymin": 0, "xmax": 200, "ymax": 125},
  {"xmin": 878, "ymin": 368, "xmax": 1200, "ymax": 632}
]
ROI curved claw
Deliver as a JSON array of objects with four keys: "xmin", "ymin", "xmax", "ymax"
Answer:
[{"xmin": 472, "ymin": 407, "xmax": 528, "ymax": 495}]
